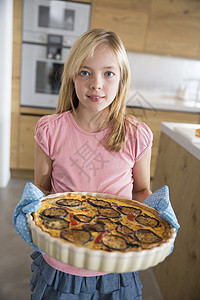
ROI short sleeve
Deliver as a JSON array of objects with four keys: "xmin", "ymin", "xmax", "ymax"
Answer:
[
  {"xmin": 34, "ymin": 115, "xmax": 50, "ymax": 156},
  {"xmin": 135, "ymin": 122, "xmax": 153, "ymax": 162}
]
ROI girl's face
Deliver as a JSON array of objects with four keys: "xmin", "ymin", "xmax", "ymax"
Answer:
[{"xmin": 74, "ymin": 44, "xmax": 121, "ymax": 115}]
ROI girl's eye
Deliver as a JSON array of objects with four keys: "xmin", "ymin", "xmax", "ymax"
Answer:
[
  {"xmin": 79, "ymin": 70, "xmax": 90, "ymax": 77},
  {"xmin": 105, "ymin": 71, "xmax": 114, "ymax": 78}
]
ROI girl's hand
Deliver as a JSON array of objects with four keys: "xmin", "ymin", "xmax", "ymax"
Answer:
[
  {"xmin": 13, "ymin": 182, "xmax": 45, "ymax": 252},
  {"xmin": 143, "ymin": 185, "xmax": 180, "ymax": 229},
  {"xmin": 143, "ymin": 185, "xmax": 180, "ymax": 254}
]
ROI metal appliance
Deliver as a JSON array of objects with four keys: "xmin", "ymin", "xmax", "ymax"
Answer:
[{"xmin": 20, "ymin": 0, "xmax": 91, "ymax": 109}]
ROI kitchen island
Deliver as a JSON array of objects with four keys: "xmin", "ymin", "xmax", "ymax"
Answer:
[{"xmin": 152, "ymin": 122, "xmax": 200, "ymax": 300}]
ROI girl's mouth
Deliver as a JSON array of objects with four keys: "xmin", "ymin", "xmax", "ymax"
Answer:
[{"xmin": 88, "ymin": 95, "xmax": 104, "ymax": 102}]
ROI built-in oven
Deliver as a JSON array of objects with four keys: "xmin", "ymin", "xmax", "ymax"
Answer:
[
  {"xmin": 21, "ymin": 42, "xmax": 70, "ymax": 108},
  {"xmin": 20, "ymin": 0, "xmax": 91, "ymax": 109},
  {"xmin": 22, "ymin": 0, "xmax": 91, "ymax": 47}
]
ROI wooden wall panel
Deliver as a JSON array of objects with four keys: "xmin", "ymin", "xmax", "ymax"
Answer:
[
  {"xmin": 90, "ymin": 0, "xmax": 151, "ymax": 51},
  {"xmin": 145, "ymin": 0, "xmax": 200, "ymax": 57},
  {"xmin": 10, "ymin": 0, "xmax": 22, "ymax": 168},
  {"xmin": 91, "ymin": 0, "xmax": 200, "ymax": 58}
]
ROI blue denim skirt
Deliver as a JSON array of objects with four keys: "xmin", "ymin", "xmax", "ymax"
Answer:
[{"xmin": 30, "ymin": 251, "xmax": 143, "ymax": 300}]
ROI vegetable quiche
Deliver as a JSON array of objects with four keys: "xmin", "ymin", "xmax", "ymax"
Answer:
[{"xmin": 32, "ymin": 193, "xmax": 172, "ymax": 252}]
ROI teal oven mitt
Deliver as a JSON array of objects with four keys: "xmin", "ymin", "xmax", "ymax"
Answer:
[
  {"xmin": 143, "ymin": 185, "xmax": 180, "ymax": 253},
  {"xmin": 13, "ymin": 182, "xmax": 45, "ymax": 252}
]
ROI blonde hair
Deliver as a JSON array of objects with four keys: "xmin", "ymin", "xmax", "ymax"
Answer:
[{"xmin": 56, "ymin": 28, "xmax": 131, "ymax": 151}]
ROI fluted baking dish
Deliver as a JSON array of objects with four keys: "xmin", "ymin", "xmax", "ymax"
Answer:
[{"xmin": 27, "ymin": 192, "xmax": 176, "ymax": 273}]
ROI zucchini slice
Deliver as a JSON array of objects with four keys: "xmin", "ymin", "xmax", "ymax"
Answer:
[
  {"xmin": 87, "ymin": 198, "xmax": 111, "ymax": 208},
  {"xmin": 60, "ymin": 229, "xmax": 93, "ymax": 245},
  {"xmin": 135, "ymin": 229, "xmax": 162, "ymax": 244},
  {"xmin": 98, "ymin": 207, "xmax": 120, "ymax": 218},
  {"xmin": 56, "ymin": 198, "xmax": 82, "ymax": 207},
  {"xmin": 116, "ymin": 224, "xmax": 134, "ymax": 235},
  {"xmin": 101, "ymin": 234, "xmax": 128, "ymax": 251},
  {"xmin": 73, "ymin": 214, "xmax": 93, "ymax": 223},
  {"xmin": 82, "ymin": 223, "xmax": 105, "ymax": 232},
  {"xmin": 42, "ymin": 207, "xmax": 68, "ymax": 218},
  {"xmin": 118, "ymin": 206, "xmax": 141, "ymax": 216},
  {"xmin": 96, "ymin": 217, "xmax": 114, "ymax": 227},
  {"xmin": 135, "ymin": 215, "xmax": 159, "ymax": 228},
  {"xmin": 43, "ymin": 218, "xmax": 69, "ymax": 230}
]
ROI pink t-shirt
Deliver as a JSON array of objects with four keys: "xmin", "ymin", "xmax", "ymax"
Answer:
[{"xmin": 35, "ymin": 111, "xmax": 153, "ymax": 276}]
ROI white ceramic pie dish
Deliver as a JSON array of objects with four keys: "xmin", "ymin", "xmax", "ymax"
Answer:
[{"xmin": 27, "ymin": 191, "xmax": 176, "ymax": 273}]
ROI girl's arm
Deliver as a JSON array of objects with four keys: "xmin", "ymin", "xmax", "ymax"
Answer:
[
  {"xmin": 34, "ymin": 142, "xmax": 53, "ymax": 196},
  {"xmin": 132, "ymin": 148, "xmax": 152, "ymax": 202}
]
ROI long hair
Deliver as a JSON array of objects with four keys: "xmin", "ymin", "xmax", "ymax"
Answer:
[{"xmin": 56, "ymin": 28, "xmax": 131, "ymax": 151}]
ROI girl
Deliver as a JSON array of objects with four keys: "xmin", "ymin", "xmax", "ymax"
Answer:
[{"xmin": 32, "ymin": 28, "xmax": 153, "ymax": 299}]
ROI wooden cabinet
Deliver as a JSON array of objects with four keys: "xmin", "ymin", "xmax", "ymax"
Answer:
[
  {"xmin": 90, "ymin": 0, "xmax": 150, "ymax": 51},
  {"xmin": 11, "ymin": 109, "xmax": 54, "ymax": 178},
  {"xmin": 126, "ymin": 107, "xmax": 200, "ymax": 178},
  {"xmin": 145, "ymin": 0, "xmax": 200, "ymax": 58},
  {"xmin": 152, "ymin": 132, "xmax": 200, "ymax": 300},
  {"xmin": 18, "ymin": 115, "xmax": 41, "ymax": 170},
  {"xmin": 91, "ymin": 0, "xmax": 200, "ymax": 58}
]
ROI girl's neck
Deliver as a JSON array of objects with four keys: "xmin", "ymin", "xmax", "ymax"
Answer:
[{"xmin": 72, "ymin": 107, "xmax": 110, "ymax": 133}]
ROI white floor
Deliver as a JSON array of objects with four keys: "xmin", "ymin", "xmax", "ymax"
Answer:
[{"xmin": 0, "ymin": 178, "xmax": 164, "ymax": 300}]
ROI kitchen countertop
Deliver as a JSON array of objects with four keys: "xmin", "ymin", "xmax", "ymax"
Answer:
[
  {"xmin": 126, "ymin": 91, "xmax": 200, "ymax": 113},
  {"xmin": 161, "ymin": 122, "xmax": 200, "ymax": 160}
]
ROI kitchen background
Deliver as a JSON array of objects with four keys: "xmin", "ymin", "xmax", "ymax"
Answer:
[
  {"xmin": 1, "ymin": 0, "xmax": 200, "ymax": 185},
  {"xmin": 0, "ymin": 0, "xmax": 200, "ymax": 299}
]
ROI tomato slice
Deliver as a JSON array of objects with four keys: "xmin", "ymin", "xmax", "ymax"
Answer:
[
  {"xmin": 69, "ymin": 213, "xmax": 78, "ymax": 225},
  {"xmin": 127, "ymin": 213, "xmax": 136, "ymax": 221},
  {"xmin": 94, "ymin": 232, "xmax": 107, "ymax": 244}
]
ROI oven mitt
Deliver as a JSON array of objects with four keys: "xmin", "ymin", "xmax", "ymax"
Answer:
[
  {"xmin": 143, "ymin": 185, "xmax": 180, "ymax": 253},
  {"xmin": 13, "ymin": 182, "xmax": 45, "ymax": 253}
]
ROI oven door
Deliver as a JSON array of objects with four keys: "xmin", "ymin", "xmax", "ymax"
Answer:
[
  {"xmin": 20, "ymin": 43, "xmax": 70, "ymax": 109},
  {"xmin": 22, "ymin": 0, "xmax": 91, "ymax": 46}
]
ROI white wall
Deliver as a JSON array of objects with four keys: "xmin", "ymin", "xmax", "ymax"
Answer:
[
  {"xmin": 0, "ymin": 0, "xmax": 13, "ymax": 187},
  {"xmin": 127, "ymin": 52, "xmax": 200, "ymax": 97}
]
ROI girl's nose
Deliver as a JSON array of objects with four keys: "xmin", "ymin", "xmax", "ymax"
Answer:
[{"xmin": 89, "ymin": 74, "xmax": 102, "ymax": 90}]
